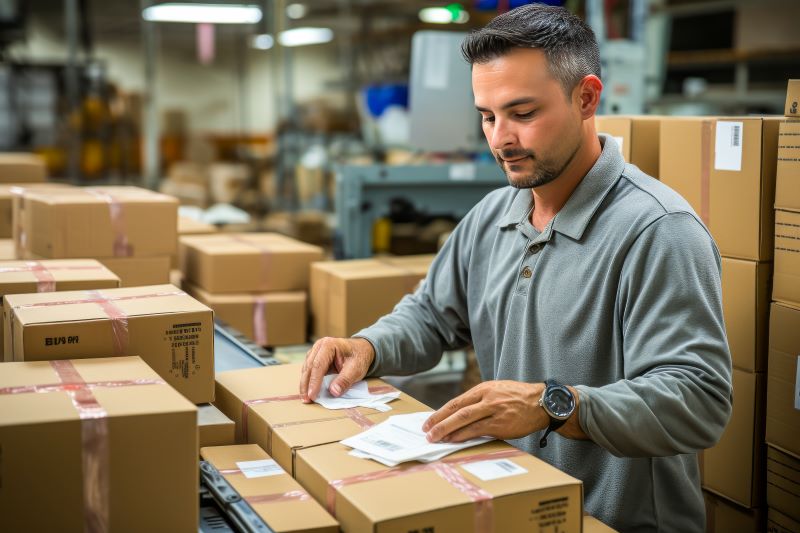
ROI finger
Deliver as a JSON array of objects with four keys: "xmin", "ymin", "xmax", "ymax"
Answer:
[
  {"xmin": 307, "ymin": 341, "xmax": 335, "ymax": 401},
  {"xmin": 329, "ymin": 356, "xmax": 365, "ymax": 397},
  {"xmin": 443, "ymin": 417, "xmax": 493, "ymax": 444},
  {"xmin": 426, "ymin": 400, "xmax": 489, "ymax": 443},
  {"xmin": 422, "ymin": 387, "xmax": 482, "ymax": 432},
  {"xmin": 299, "ymin": 340, "xmax": 324, "ymax": 402}
]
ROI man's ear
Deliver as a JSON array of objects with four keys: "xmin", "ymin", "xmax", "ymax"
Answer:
[{"xmin": 575, "ymin": 75, "xmax": 603, "ymax": 119}]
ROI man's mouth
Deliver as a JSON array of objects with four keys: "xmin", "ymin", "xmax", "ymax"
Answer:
[{"xmin": 503, "ymin": 156, "xmax": 529, "ymax": 163}]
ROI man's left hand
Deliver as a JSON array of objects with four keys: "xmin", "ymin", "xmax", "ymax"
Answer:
[{"xmin": 422, "ymin": 380, "xmax": 549, "ymax": 443}]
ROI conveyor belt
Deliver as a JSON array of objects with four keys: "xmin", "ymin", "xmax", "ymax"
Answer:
[{"xmin": 213, "ymin": 319, "xmax": 281, "ymax": 372}]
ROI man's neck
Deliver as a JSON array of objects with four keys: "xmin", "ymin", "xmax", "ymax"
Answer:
[{"xmin": 530, "ymin": 134, "xmax": 602, "ymax": 232}]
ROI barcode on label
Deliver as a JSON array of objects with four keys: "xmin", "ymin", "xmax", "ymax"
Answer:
[
  {"xmin": 369, "ymin": 438, "xmax": 402, "ymax": 452},
  {"xmin": 731, "ymin": 125, "xmax": 741, "ymax": 147},
  {"xmin": 236, "ymin": 459, "xmax": 284, "ymax": 479},
  {"xmin": 495, "ymin": 459, "xmax": 518, "ymax": 472},
  {"xmin": 461, "ymin": 458, "xmax": 528, "ymax": 481}
]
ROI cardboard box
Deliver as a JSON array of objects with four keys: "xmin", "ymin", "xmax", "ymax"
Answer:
[
  {"xmin": 785, "ymin": 80, "xmax": 800, "ymax": 118},
  {"xmin": 198, "ymin": 404, "xmax": 236, "ymax": 451},
  {"xmin": 179, "ymin": 216, "xmax": 216, "ymax": 236},
  {"xmin": 0, "ymin": 183, "xmax": 72, "ymax": 238},
  {"xmin": 768, "ymin": 508, "xmax": 800, "ymax": 533},
  {"xmin": 214, "ymin": 363, "xmax": 431, "ymax": 476},
  {"xmin": 773, "ymin": 210, "xmax": 800, "ymax": 308},
  {"xmin": 776, "ymin": 120, "xmax": 800, "ymax": 210},
  {"xmin": 703, "ymin": 490, "xmax": 763, "ymax": 533},
  {"xmin": 766, "ymin": 445, "xmax": 800, "ymax": 522},
  {"xmin": 595, "ymin": 115, "xmax": 663, "ymax": 178},
  {"xmin": 4, "ymin": 284, "xmax": 215, "ymax": 404},
  {"xmin": 187, "ymin": 283, "xmax": 307, "ymax": 347},
  {"xmin": 15, "ymin": 186, "xmax": 178, "ymax": 259},
  {"xmin": 0, "ymin": 238, "xmax": 14, "ymax": 260},
  {"xmin": 584, "ymin": 515, "xmax": 618, "ymax": 532},
  {"xmin": 310, "ymin": 255, "xmax": 433, "ymax": 339},
  {"xmin": 296, "ymin": 440, "xmax": 583, "ymax": 533},
  {"xmin": 98, "ymin": 255, "xmax": 171, "ymax": 287},
  {"xmin": 721, "ymin": 258, "xmax": 771, "ymax": 372},
  {"xmin": 702, "ymin": 368, "xmax": 766, "ymax": 508},
  {"xmin": 0, "ymin": 259, "xmax": 121, "ymax": 361},
  {"xmin": 0, "ymin": 356, "xmax": 197, "ymax": 532},
  {"xmin": 200, "ymin": 444, "xmax": 339, "ymax": 532},
  {"xmin": 181, "ymin": 233, "xmax": 324, "ymax": 293},
  {"xmin": 660, "ymin": 117, "xmax": 780, "ymax": 261},
  {"xmin": 766, "ymin": 302, "xmax": 800, "ymax": 459},
  {"xmin": 0, "ymin": 152, "xmax": 47, "ymax": 182}
]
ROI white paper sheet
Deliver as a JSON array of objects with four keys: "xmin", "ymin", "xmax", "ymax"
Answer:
[{"xmin": 313, "ymin": 374, "xmax": 401, "ymax": 412}]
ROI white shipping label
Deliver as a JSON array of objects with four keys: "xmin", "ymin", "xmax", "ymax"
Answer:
[
  {"xmin": 795, "ymin": 355, "xmax": 800, "ymax": 410},
  {"xmin": 714, "ymin": 121, "xmax": 744, "ymax": 171},
  {"xmin": 613, "ymin": 136, "xmax": 625, "ymax": 157},
  {"xmin": 449, "ymin": 163, "xmax": 476, "ymax": 181},
  {"xmin": 235, "ymin": 459, "xmax": 284, "ymax": 479},
  {"xmin": 461, "ymin": 458, "xmax": 528, "ymax": 481}
]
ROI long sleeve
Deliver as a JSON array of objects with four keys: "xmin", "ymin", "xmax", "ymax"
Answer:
[{"xmin": 575, "ymin": 212, "xmax": 733, "ymax": 457}]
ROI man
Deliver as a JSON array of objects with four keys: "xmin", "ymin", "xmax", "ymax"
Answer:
[{"xmin": 299, "ymin": 4, "xmax": 732, "ymax": 531}]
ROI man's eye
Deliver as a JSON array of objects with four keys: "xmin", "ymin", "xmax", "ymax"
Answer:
[
  {"xmin": 516, "ymin": 111, "xmax": 535, "ymax": 119},
  {"xmin": 482, "ymin": 115, "xmax": 495, "ymax": 123}
]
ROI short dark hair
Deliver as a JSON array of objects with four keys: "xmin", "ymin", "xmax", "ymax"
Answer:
[{"xmin": 461, "ymin": 4, "xmax": 601, "ymax": 95}]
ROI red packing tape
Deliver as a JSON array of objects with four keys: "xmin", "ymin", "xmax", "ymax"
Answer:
[
  {"xmin": 253, "ymin": 297, "xmax": 268, "ymax": 346},
  {"xmin": 215, "ymin": 467, "xmax": 311, "ymax": 505},
  {"xmin": 86, "ymin": 189, "xmax": 133, "ymax": 257}
]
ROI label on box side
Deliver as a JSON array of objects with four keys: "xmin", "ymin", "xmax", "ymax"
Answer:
[
  {"xmin": 165, "ymin": 321, "xmax": 203, "ymax": 380},
  {"xmin": 714, "ymin": 121, "xmax": 743, "ymax": 171},
  {"xmin": 461, "ymin": 458, "xmax": 528, "ymax": 481},
  {"xmin": 795, "ymin": 355, "xmax": 800, "ymax": 411},
  {"xmin": 236, "ymin": 459, "xmax": 284, "ymax": 479}
]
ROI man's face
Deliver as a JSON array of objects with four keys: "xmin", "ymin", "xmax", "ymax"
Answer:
[{"xmin": 473, "ymin": 48, "xmax": 583, "ymax": 189}]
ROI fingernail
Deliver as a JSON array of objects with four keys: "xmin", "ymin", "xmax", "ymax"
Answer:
[
  {"xmin": 331, "ymin": 384, "xmax": 341, "ymax": 396},
  {"xmin": 426, "ymin": 432, "xmax": 434, "ymax": 442}
]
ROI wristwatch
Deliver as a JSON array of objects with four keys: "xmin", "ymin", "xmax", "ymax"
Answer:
[{"xmin": 537, "ymin": 379, "xmax": 576, "ymax": 448}]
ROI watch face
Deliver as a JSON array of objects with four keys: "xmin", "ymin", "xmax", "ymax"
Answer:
[{"xmin": 543, "ymin": 386, "xmax": 575, "ymax": 419}]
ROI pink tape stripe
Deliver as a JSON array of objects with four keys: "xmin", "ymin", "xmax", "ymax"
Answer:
[
  {"xmin": 246, "ymin": 490, "xmax": 311, "ymax": 505},
  {"xmin": 228, "ymin": 235, "xmax": 271, "ymax": 291},
  {"xmin": 0, "ymin": 265, "xmax": 104, "ymax": 274},
  {"xmin": 431, "ymin": 463, "xmax": 493, "ymax": 533},
  {"xmin": 86, "ymin": 290, "xmax": 129, "ymax": 357},
  {"xmin": 0, "ymin": 378, "xmax": 165, "ymax": 396},
  {"xmin": 344, "ymin": 408, "xmax": 375, "ymax": 430},
  {"xmin": 26, "ymin": 261, "xmax": 56, "ymax": 292},
  {"xmin": 253, "ymin": 297, "xmax": 268, "ymax": 346},
  {"xmin": 325, "ymin": 448, "xmax": 525, "ymax": 517},
  {"xmin": 14, "ymin": 290, "xmax": 186, "ymax": 309},
  {"xmin": 86, "ymin": 189, "xmax": 132, "ymax": 257},
  {"xmin": 240, "ymin": 385, "xmax": 397, "ymax": 441}
]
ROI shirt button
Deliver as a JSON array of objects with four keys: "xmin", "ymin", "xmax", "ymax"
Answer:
[
  {"xmin": 522, "ymin": 266, "xmax": 532, "ymax": 278},
  {"xmin": 529, "ymin": 243, "xmax": 543, "ymax": 254}
]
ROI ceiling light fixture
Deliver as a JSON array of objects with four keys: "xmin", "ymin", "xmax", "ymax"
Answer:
[
  {"xmin": 419, "ymin": 4, "xmax": 470, "ymax": 24},
  {"xmin": 251, "ymin": 33, "xmax": 275, "ymax": 49},
  {"xmin": 286, "ymin": 3, "xmax": 308, "ymax": 19},
  {"xmin": 142, "ymin": 3, "xmax": 262, "ymax": 24},
  {"xmin": 278, "ymin": 27, "xmax": 333, "ymax": 47}
]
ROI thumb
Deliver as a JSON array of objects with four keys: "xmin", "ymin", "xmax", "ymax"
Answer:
[{"xmin": 329, "ymin": 362, "xmax": 364, "ymax": 397}]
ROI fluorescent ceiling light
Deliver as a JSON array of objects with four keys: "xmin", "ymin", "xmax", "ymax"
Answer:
[
  {"xmin": 142, "ymin": 3, "xmax": 262, "ymax": 24},
  {"xmin": 419, "ymin": 5, "xmax": 469, "ymax": 24},
  {"xmin": 251, "ymin": 33, "xmax": 274, "ymax": 50},
  {"xmin": 286, "ymin": 3, "xmax": 308, "ymax": 19},
  {"xmin": 278, "ymin": 27, "xmax": 333, "ymax": 47}
]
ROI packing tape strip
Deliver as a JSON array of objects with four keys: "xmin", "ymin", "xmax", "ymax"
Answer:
[
  {"xmin": 240, "ymin": 385, "xmax": 397, "ymax": 442},
  {"xmin": 0, "ymin": 360, "xmax": 165, "ymax": 533},
  {"xmin": 325, "ymin": 448, "xmax": 526, "ymax": 532},
  {"xmin": 9, "ymin": 186, "xmax": 30, "ymax": 252},
  {"xmin": 215, "ymin": 467, "xmax": 312, "ymax": 505},
  {"xmin": 228, "ymin": 235, "xmax": 272, "ymax": 291},
  {"xmin": 0, "ymin": 262, "xmax": 106, "ymax": 293},
  {"xmin": 86, "ymin": 189, "xmax": 133, "ymax": 257},
  {"xmin": 700, "ymin": 120, "xmax": 713, "ymax": 226},
  {"xmin": 253, "ymin": 297, "xmax": 268, "ymax": 346}
]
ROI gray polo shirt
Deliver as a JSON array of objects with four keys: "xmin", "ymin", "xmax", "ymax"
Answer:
[{"xmin": 356, "ymin": 135, "xmax": 733, "ymax": 532}]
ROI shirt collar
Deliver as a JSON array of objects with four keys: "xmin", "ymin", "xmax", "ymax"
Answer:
[{"xmin": 495, "ymin": 134, "xmax": 626, "ymax": 241}]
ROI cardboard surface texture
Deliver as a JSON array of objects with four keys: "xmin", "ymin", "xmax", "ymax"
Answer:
[
  {"xmin": 0, "ymin": 356, "xmax": 198, "ymax": 532},
  {"xmin": 0, "ymin": 183, "xmax": 72, "ymax": 238},
  {"xmin": 4, "ymin": 284, "xmax": 214, "ymax": 404},
  {"xmin": 721, "ymin": 258, "xmax": 771, "ymax": 372},
  {"xmin": 768, "ymin": 508, "xmax": 800, "ymax": 533},
  {"xmin": 703, "ymin": 490, "xmax": 763, "ymax": 533},
  {"xmin": 201, "ymin": 444, "xmax": 338, "ymax": 533},
  {"xmin": 785, "ymin": 80, "xmax": 800, "ymax": 118},
  {"xmin": 0, "ymin": 153, "xmax": 47, "ymax": 183},
  {"xmin": 766, "ymin": 445, "xmax": 800, "ymax": 522},
  {"xmin": 198, "ymin": 403, "xmax": 236, "ymax": 452},
  {"xmin": 181, "ymin": 233, "xmax": 324, "ymax": 293},
  {"xmin": 594, "ymin": 115, "xmax": 663, "ymax": 178},
  {"xmin": 296, "ymin": 440, "xmax": 583, "ymax": 533},
  {"xmin": 773, "ymin": 210, "xmax": 800, "ymax": 308},
  {"xmin": 766, "ymin": 302, "xmax": 800, "ymax": 459},
  {"xmin": 776, "ymin": 120, "xmax": 800, "ymax": 210},
  {"xmin": 660, "ymin": 117, "xmax": 780, "ymax": 261},
  {"xmin": 98, "ymin": 256, "xmax": 171, "ymax": 287}
]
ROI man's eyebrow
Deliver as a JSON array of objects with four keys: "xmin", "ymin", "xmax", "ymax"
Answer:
[{"xmin": 475, "ymin": 97, "xmax": 538, "ymax": 113}]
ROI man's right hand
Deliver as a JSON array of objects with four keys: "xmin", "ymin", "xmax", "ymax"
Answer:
[{"xmin": 299, "ymin": 337, "xmax": 376, "ymax": 403}]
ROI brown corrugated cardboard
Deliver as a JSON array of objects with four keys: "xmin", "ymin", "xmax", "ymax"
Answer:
[
  {"xmin": 198, "ymin": 404, "xmax": 236, "ymax": 452},
  {"xmin": 174, "ymin": 216, "xmax": 217, "ymax": 267},
  {"xmin": 721, "ymin": 258, "xmax": 771, "ymax": 372},
  {"xmin": 187, "ymin": 283, "xmax": 307, "ymax": 347},
  {"xmin": 0, "ymin": 183, "xmax": 72, "ymax": 238},
  {"xmin": 785, "ymin": 80, "xmax": 800, "ymax": 118},
  {"xmin": 15, "ymin": 186, "xmax": 178, "ymax": 259},
  {"xmin": 200, "ymin": 444, "xmax": 339, "ymax": 533},
  {"xmin": 766, "ymin": 302, "xmax": 800, "ymax": 459},
  {"xmin": 0, "ymin": 153, "xmax": 47, "ymax": 182},
  {"xmin": 703, "ymin": 490, "xmax": 763, "ymax": 533},
  {"xmin": 0, "ymin": 259, "xmax": 121, "ymax": 361},
  {"xmin": 776, "ymin": 120, "xmax": 800, "ymax": 211},
  {"xmin": 660, "ymin": 117, "xmax": 780, "ymax": 261},
  {"xmin": 584, "ymin": 515, "xmax": 618, "ymax": 532},
  {"xmin": 181, "ymin": 233, "xmax": 324, "ymax": 293},
  {"xmin": 595, "ymin": 115, "xmax": 663, "ymax": 178},
  {"xmin": 773, "ymin": 210, "xmax": 800, "ymax": 308},
  {"xmin": 296, "ymin": 440, "xmax": 583, "ymax": 533},
  {"xmin": 766, "ymin": 445, "xmax": 800, "ymax": 522},
  {"xmin": 310, "ymin": 255, "xmax": 433, "ymax": 339},
  {"xmin": 768, "ymin": 508, "xmax": 800, "ymax": 533},
  {"xmin": 98, "ymin": 255, "xmax": 171, "ymax": 287},
  {"xmin": 4, "ymin": 284, "xmax": 215, "ymax": 404},
  {"xmin": 0, "ymin": 356, "xmax": 198, "ymax": 532},
  {"xmin": 0, "ymin": 238, "xmax": 14, "ymax": 260},
  {"xmin": 702, "ymin": 368, "xmax": 766, "ymax": 508},
  {"xmin": 214, "ymin": 363, "xmax": 430, "ymax": 476}
]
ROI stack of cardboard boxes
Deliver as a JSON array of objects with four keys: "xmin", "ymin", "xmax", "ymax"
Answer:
[
  {"xmin": 180, "ymin": 232, "xmax": 324, "ymax": 347},
  {"xmin": 12, "ymin": 185, "xmax": 178, "ymax": 287},
  {"xmin": 595, "ymin": 115, "xmax": 665, "ymax": 179},
  {"xmin": 764, "ymin": 79, "xmax": 800, "ymax": 533},
  {"xmin": 660, "ymin": 112, "xmax": 782, "ymax": 528},
  {"xmin": 310, "ymin": 254, "xmax": 435, "ymax": 339}
]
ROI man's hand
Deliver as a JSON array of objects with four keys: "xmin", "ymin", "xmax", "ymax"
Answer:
[
  {"xmin": 299, "ymin": 337, "xmax": 375, "ymax": 403},
  {"xmin": 422, "ymin": 380, "xmax": 549, "ymax": 443}
]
